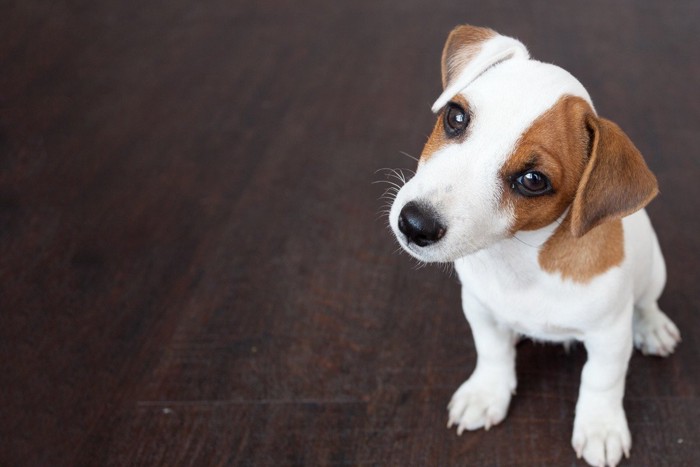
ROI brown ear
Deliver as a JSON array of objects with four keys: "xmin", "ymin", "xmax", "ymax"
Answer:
[
  {"xmin": 433, "ymin": 25, "xmax": 528, "ymax": 112},
  {"xmin": 570, "ymin": 116, "xmax": 659, "ymax": 237},
  {"xmin": 441, "ymin": 25, "xmax": 496, "ymax": 89}
]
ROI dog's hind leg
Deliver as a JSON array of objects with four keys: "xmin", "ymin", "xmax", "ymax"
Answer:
[
  {"xmin": 633, "ymin": 302, "xmax": 680, "ymax": 357},
  {"xmin": 632, "ymin": 235, "xmax": 681, "ymax": 356}
]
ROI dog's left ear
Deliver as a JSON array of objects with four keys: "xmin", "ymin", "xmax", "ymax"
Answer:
[
  {"xmin": 432, "ymin": 25, "xmax": 529, "ymax": 112},
  {"xmin": 570, "ymin": 116, "xmax": 658, "ymax": 237}
]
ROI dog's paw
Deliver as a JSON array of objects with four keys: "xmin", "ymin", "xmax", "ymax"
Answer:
[
  {"xmin": 572, "ymin": 409, "xmax": 631, "ymax": 467},
  {"xmin": 633, "ymin": 308, "xmax": 681, "ymax": 357},
  {"xmin": 447, "ymin": 371, "xmax": 515, "ymax": 434}
]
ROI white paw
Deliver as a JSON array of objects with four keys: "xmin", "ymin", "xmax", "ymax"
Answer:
[
  {"xmin": 633, "ymin": 308, "xmax": 681, "ymax": 357},
  {"xmin": 572, "ymin": 409, "xmax": 631, "ymax": 467},
  {"xmin": 447, "ymin": 371, "xmax": 515, "ymax": 434}
]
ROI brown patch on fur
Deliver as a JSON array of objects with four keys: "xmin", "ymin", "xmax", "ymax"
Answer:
[
  {"xmin": 500, "ymin": 96, "xmax": 658, "ymax": 282},
  {"xmin": 570, "ymin": 117, "xmax": 658, "ymax": 237},
  {"xmin": 419, "ymin": 94, "xmax": 470, "ymax": 163},
  {"xmin": 500, "ymin": 95, "xmax": 594, "ymax": 232},
  {"xmin": 539, "ymin": 215, "xmax": 624, "ymax": 283},
  {"xmin": 441, "ymin": 25, "xmax": 496, "ymax": 89}
]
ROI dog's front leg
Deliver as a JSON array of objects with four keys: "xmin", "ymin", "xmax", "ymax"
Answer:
[
  {"xmin": 573, "ymin": 303, "xmax": 634, "ymax": 467},
  {"xmin": 448, "ymin": 289, "xmax": 516, "ymax": 433}
]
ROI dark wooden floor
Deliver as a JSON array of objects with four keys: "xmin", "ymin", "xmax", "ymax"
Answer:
[{"xmin": 1, "ymin": 1, "xmax": 698, "ymax": 465}]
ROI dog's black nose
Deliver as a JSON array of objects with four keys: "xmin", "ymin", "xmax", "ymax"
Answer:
[{"xmin": 398, "ymin": 201, "xmax": 446, "ymax": 247}]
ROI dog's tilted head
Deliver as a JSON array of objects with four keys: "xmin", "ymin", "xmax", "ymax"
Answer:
[{"xmin": 389, "ymin": 25, "xmax": 658, "ymax": 263}]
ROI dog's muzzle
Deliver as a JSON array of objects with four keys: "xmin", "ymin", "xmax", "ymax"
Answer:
[{"xmin": 397, "ymin": 201, "xmax": 446, "ymax": 247}]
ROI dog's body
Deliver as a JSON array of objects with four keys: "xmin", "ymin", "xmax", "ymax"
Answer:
[{"xmin": 388, "ymin": 25, "xmax": 680, "ymax": 467}]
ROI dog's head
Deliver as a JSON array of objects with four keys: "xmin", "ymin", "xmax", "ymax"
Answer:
[{"xmin": 389, "ymin": 25, "xmax": 658, "ymax": 263}]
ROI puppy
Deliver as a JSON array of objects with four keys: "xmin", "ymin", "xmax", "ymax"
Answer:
[{"xmin": 388, "ymin": 25, "xmax": 680, "ymax": 467}]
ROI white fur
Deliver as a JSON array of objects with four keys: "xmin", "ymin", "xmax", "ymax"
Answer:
[{"xmin": 389, "ymin": 33, "xmax": 680, "ymax": 467}]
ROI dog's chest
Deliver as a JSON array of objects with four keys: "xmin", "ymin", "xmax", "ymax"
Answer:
[{"xmin": 454, "ymin": 244, "xmax": 622, "ymax": 341}]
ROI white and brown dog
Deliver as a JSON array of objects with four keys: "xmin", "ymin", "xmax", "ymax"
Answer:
[{"xmin": 388, "ymin": 25, "xmax": 681, "ymax": 467}]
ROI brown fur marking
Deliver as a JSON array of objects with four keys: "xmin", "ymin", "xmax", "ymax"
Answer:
[
  {"xmin": 539, "ymin": 216, "xmax": 624, "ymax": 283},
  {"xmin": 498, "ymin": 96, "xmax": 657, "ymax": 282},
  {"xmin": 498, "ymin": 95, "xmax": 637, "ymax": 282},
  {"xmin": 500, "ymin": 95, "xmax": 593, "ymax": 233}
]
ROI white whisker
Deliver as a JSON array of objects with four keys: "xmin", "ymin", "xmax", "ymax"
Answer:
[
  {"xmin": 399, "ymin": 151, "xmax": 419, "ymax": 162},
  {"xmin": 511, "ymin": 234, "xmax": 540, "ymax": 248}
]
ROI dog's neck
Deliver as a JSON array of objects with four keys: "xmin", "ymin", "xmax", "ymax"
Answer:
[
  {"xmin": 459, "ymin": 216, "xmax": 565, "ymax": 287},
  {"xmin": 462, "ymin": 206, "xmax": 625, "ymax": 286}
]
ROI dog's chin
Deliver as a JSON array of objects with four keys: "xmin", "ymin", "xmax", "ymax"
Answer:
[{"xmin": 395, "ymin": 237, "xmax": 482, "ymax": 263}]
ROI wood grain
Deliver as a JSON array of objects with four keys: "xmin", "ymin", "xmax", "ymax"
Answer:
[{"xmin": 1, "ymin": 1, "xmax": 698, "ymax": 465}]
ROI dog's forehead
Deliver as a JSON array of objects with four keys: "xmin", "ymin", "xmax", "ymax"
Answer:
[{"xmin": 460, "ymin": 59, "xmax": 593, "ymax": 139}]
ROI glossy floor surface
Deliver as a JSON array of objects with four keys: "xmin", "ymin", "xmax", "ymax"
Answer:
[{"xmin": 2, "ymin": 1, "xmax": 698, "ymax": 465}]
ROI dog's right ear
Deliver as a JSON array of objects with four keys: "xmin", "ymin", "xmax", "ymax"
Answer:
[
  {"xmin": 433, "ymin": 25, "xmax": 529, "ymax": 112},
  {"xmin": 569, "ymin": 116, "xmax": 658, "ymax": 237}
]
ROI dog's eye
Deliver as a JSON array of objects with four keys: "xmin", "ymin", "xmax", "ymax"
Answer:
[
  {"xmin": 513, "ymin": 171, "xmax": 552, "ymax": 196},
  {"xmin": 444, "ymin": 103, "xmax": 469, "ymax": 136}
]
